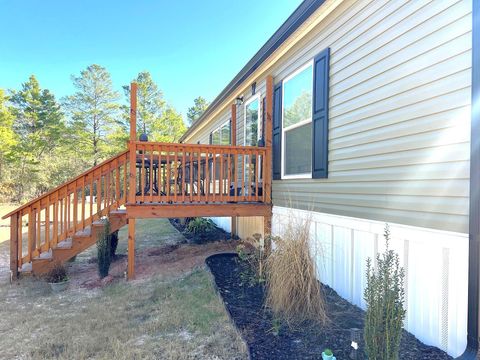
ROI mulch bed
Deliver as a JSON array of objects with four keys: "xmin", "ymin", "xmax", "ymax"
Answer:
[
  {"xmin": 206, "ymin": 253, "xmax": 452, "ymax": 360},
  {"xmin": 169, "ymin": 218, "xmax": 231, "ymax": 244}
]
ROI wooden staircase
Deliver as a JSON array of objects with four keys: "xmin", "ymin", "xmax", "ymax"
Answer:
[
  {"xmin": 3, "ymin": 150, "xmax": 131, "ymax": 277},
  {"xmin": 29, "ymin": 210, "xmax": 127, "ymax": 275}
]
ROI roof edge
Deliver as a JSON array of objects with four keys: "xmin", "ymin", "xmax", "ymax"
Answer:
[{"xmin": 180, "ymin": 0, "xmax": 327, "ymax": 142}]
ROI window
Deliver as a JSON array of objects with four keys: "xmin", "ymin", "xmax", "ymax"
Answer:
[
  {"xmin": 244, "ymin": 96, "xmax": 260, "ymax": 146},
  {"xmin": 210, "ymin": 121, "xmax": 231, "ymax": 145},
  {"xmin": 272, "ymin": 47, "xmax": 330, "ymax": 180},
  {"xmin": 282, "ymin": 62, "xmax": 313, "ymax": 178}
]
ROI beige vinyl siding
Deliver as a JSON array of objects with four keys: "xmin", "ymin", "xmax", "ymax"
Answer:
[{"xmin": 272, "ymin": 0, "xmax": 472, "ymax": 233}]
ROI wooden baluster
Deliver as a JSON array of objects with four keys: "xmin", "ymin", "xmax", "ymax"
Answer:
[
  {"xmin": 166, "ymin": 148, "xmax": 171, "ymax": 202},
  {"xmin": 81, "ymin": 177, "xmax": 86, "ymax": 228},
  {"xmin": 197, "ymin": 150, "xmax": 201, "ymax": 201},
  {"xmin": 64, "ymin": 195, "xmax": 68, "ymax": 238},
  {"xmin": 65, "ymin": 194, "xmax": 71, "ymax": 238},
  {"xmin": 233, "ymin": 151, "xmax": 238, "ymax": 203},
  {"xmin": 141, "ymin": 146, "xmax": 145, "ymax": 203},
  {"xmin": 213, "ymin": 148, "xmax": 217, "ymax": 202},
  {"xmin": 124, "ymin": 159, "xmax": 128, "ymax": 205},
  {"xmin": 189, "ymin": 148, "xmax": 194, "ymax": 202},
  {"xmin": 227, "ymin": 150, "xmax": 231, "ymax": 202},
  {"xmin": 254, "ymin": 151, "xmax": 258, "ymax": 202},
  {"xmin": 96, "ymin": 178, "xmax": 101, "ymax": 219},
  {"xmin": 89, "ymin": 176, "xmax": 93, "ymax": 222},
  {"xmin": 220, "ymin": 149, "xmax": 224, "ymax": 202},
  {"xmin": 17, "ymin": 213, "xmax": 23, "ymax": 268},
  {"xmin": 174, "ymin": 149, "xmax": 178, "ymax": 203},
  {"xmin": 182, "ymin": 147, "xmax": 186, "ymax": 203},
  {"xmin": 53, "ymin": 197, "xmax": 58, "ymax": 246},
  {"xmin": 37, "ymin": 205, "xmax": 42, "ymax": 249},
  {"xmin": 27, "ymin": 209, "xmax": 35, "ymax": 262},
  {"xmin": 205, "ymin": 149, "xmax": 210, "ymax": 202},
  {"xmin": 45, "ymin": 200, "xmax": 50, "ymax": 249},
  {"xmin": 241, "ymin": 151, "xmax": 246, "ymax": 202},
  {"xmin": 59, "ymin": 197, "xmax": 64, "ymax": 236},
  {"xmin": 104, "ymin": 171, "xmax": 109, "ymax": 212},
  {"xmin": 149, "ymin": 146, "xmax": 153, "ymax": 203},
  {"xmin": 116, "ymin": 159, "xmax": 120, "ymax": 207},
  {"xmin": 73, "ymin": 185, "xmax": 78, "ymax": 233}
]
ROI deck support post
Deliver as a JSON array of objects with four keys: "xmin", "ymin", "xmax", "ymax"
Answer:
[
  {"xmin": 127, "ymin": 218, "xmax": 135, "ymax": 280},
  {"xmin": 231, "ymin": 103, "xmax": 237, "ymax": 239},
  {"xmin": 263, "ymin": 213, "xmax": 272, "ymax": 255},
  {"xmin": 264, "ymin": 75, "xmax": 273, "ymax": 204},
  {"xmin": 10, "ymin": 214, "xmax": 19, "ymax": 280}
]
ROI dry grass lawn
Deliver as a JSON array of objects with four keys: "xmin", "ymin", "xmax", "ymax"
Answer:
[{"xmin": 0, "ymin": 205, "xmax": 247, "ymax": 360}]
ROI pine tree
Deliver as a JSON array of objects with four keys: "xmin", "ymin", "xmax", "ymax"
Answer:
[
  {"xmin": 63, "ymin": 64, "xmax": 122, "ymax": 167},
  {"xmin": 187, "ymin": 96, "xmax": 209, "ymax": 125}
]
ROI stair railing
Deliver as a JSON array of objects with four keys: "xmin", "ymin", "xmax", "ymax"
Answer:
[{"xmin": 3, "ymin": 150, "xmax": 130, "ymax": 277}]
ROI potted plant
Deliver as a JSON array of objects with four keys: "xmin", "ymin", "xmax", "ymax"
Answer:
[
  {"xmin": 45, "ymin": 263, "xmax": 70, "ymax": 293},
  {"xmin": 322, "ymin": 349, "xmax": 336, "ymax": 360}
]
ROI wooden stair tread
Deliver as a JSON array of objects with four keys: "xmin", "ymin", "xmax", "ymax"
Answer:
[{"xmin": 56, "ymin": 238, "xmax": 72, "ymax": 249}]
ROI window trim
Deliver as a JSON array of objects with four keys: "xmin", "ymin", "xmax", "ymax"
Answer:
[
  {"xmin": 243, "ymin": 94, "xmax": 261, "ymax": 146},
  {"xmin": 281, "ymin": 60, "xmax": 314, "ymax": 180}
]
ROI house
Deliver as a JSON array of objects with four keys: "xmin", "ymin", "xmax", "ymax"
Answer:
[
  {"xmin": 180, "ymin": 0, "xmax": 478, "ymax": 357},
  {"xmin": 3, "ymin": 0, "xmax": 479, "ymax": 358}
]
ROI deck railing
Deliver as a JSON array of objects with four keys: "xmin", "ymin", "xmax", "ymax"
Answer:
[
  {"xmin": 130, "ymin": 141, "xmax": 266, "ymax": 203},
  {"xmin": 131, "ymin": 141, "xmax": 267, "ymax": 205},
  {"xmin": 3, "ymin": 150, "xmax": 130, "ymax": 271}
]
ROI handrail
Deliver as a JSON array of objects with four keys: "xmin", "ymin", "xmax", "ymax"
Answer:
[
  {"xmin": 7, "ymin": 150, "xmax": 130, "ymax": 275},
  {"xmin": 2, "ymin": 150, "xmax": 129, "ymax": 220}
]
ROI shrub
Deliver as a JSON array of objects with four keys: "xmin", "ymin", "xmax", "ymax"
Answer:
[
  {"xmin": 236, "ymin": 233, "xmax": 270, "ymax": 285},
  {"xmin": 110, "ymin": 230, "xmax": 119, "ymax": 259},
  {"xmin": 96, "ymin": 219, "xmax": 112, "ymax": 278},
  {"xmin": 364, "ymin": 225, "xmax": 406, "ymax": 360},
  {"xmin": 265, "ymin": 218, "xmax": 327, "ymax": 327},
  {"xmin": 44, "ymin": 262, "xmax": 69, "ymax": 283},
  {"xmin": 184, "ymin": 217, "xmax": 215, "ymax": 235}
]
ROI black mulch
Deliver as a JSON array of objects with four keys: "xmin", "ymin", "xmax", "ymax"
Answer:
[
  {"xmin": 206, "ymin": 253, "xmax": 452, "ymax": 360},
  {"xmin": 169, "ymin": 218, "xmax": 231, "ymax": 244}
]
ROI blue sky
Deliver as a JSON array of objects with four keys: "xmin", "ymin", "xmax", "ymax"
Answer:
[{"xmin": 0, "ymin": 0, "xmax": 302, "ymax": 122}]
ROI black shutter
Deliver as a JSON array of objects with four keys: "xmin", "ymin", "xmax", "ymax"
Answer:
[
  {"xmin": 229, "ymin": 118, "xmax": 232, "ymax": 144},
  {"xmin": 209, "ymin": 132, "xmax": 213, "ymax": 145},
  {"xmin": 312, "ymin": 47, "xmax": 330, "ymax": 179},
  {"xmin": 272, "ymin": 82, "xmax": 282, "ymax": 180}
]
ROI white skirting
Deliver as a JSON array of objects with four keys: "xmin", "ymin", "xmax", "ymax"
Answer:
[{"xmin": 272, "ymin": 206, "xmax": 468, "ymax": 357}]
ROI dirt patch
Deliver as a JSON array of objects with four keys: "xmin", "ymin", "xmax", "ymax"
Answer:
[{"xmin": 68, "ymin": 240, "xmax": 238, "ymax": 290}]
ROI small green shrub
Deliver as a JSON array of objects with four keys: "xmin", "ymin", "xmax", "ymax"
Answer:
[
  {"xmin": 44, "ymin": 262, "xmax": 69, "ymax": 283},
  {"xmin": 364, "ymin": 224, "xmax": 406, "ymax": 360},
  {"xmin": 110, "ymin": 230, "xmax": 119, "ymax": 259},
  {"xmin": 184, "ymin": 217, "xmax": 215, "ymax": 235},
  {"xmin": 323, "ymin": 349, "xmax": 333, "ymax": 356},
  {"xmin": 97, "ymin": 219, "xmax": 112, "ymax": 278}
]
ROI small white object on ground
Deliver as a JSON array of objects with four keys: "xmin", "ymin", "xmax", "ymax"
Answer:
[{"xmin": 351, "ymin": 341, "xmax": 358, "ymax": 350}]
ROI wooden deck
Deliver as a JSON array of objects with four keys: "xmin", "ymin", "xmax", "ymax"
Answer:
[{"xmin": 3, "ymin": 78, "xmax": 275, "ymax": 280}]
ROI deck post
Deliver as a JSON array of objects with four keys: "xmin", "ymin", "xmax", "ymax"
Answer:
[
  {"xmin": 231, "ymin": 103, "xmax": 237, "ymax": 238},
  {"xmin": 263, "ymin": 75, "xmax": 274, "ymax": 253},
  {"xmin": 10, "ymin": 214, "xmax": 19, "ymax": 279},
  {"xmin": 264, "ymin": 75, "xmax": 273, "ymax": 204},
  {"xmin": 128, "ymin": 82, "xmax": 138, "ymax": 205},
  {"xmin": 127, "ymin": 218, "xmax": 135, "ymax": 280}
]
